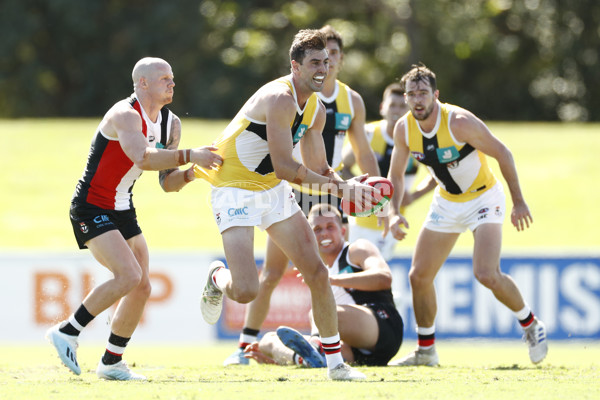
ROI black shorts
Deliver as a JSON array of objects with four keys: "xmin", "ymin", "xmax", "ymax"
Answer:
[
  {"xmin": 293, "ymin": 188, "xmax": 348, "ymax": 223},
  {"xmin": 351, "ymin": 302, "xmax": 404, "ymax": 366},
  {"xmin": 69, "ymin": 202, "xmax": 142, "ymax": 249}
]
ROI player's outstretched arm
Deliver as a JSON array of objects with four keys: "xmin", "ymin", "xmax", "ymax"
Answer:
[
  {"xmin": 111, "ymin": 106, "xmax": 222, "ymax": 173},
  {"xmin": 451, "ymin": 109, "xmax": 533, "ymax": 231}
]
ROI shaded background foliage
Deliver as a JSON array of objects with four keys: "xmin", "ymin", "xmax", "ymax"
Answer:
[{"xmin": 1, "ymin": 0, "xmax": 598, "ymax": 121}]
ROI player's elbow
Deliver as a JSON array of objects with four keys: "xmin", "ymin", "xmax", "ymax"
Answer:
[
  {"xmin": 134, "ymin": 148, "xmax": 155, "ymax": 171},
  {"xmin": 273, "ymin": 164, "xmax": 296, "ymax": 181},
  {"xmin": 375, "ymin": 271, "xmax": 393, "ymax": 290}
]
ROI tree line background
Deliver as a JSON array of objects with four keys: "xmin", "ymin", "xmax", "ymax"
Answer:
[{"xmin": 2, "ymin": 0, "xmax": 598, "ymax": 121}]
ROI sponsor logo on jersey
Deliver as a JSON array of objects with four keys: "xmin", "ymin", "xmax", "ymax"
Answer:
[
  {"xmin": 437, "ymin": 146, "xmax": 460, "ymax": 163},
  {"xmin": 293, "ymin": 124, "xmax": 308, "ymax": 142},
  {"xmin": 93, "ymin": 215, "xmax": 109, "ymax": 224},
  {"xmin": 335, "ymin": 113, "xmax": 352, "ymax": 130},
  {"xmin": 228, "ymin": 207, "xmax": 249, "ymax": 217},
  {"xmin": 478, "ymin": 208, "xmax": 489, "ymax": 214},
  {"xmin": 430, "ymin": 211, "xmax": 443, "ymax": 223},
  {"xmin": 377, "ymin": 309, "xmax": 390, "ymax": 320}
]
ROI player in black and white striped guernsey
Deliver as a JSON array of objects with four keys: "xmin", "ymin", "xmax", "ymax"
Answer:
[{"xmin": 243, "ymin": 203, "xmax": 404, "ymax": 367}]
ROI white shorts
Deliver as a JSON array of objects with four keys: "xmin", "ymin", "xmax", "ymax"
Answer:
[
  {"xmin": 424, "ymin": 183, "xmax": 505, "ymax": 233},
  {"xmin": 348, "ymin": 221, "xmax": 396, "ymax": 261},
  {"xmin": 211, "ymin": 181, "xmax": 301, "ymax": 233}
]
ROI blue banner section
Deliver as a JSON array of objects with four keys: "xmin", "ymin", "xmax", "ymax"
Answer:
[
  {"xmin": 217, "ymin": 256, "xmax": 600, "ymax": 340},
  {"xmin": 390, "ymin": 256, "xmax": 600, "ymax": 340}
]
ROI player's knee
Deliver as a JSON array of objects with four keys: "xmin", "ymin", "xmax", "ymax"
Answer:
[
  {"xmin": 116, "ymin": 265, "xmax": 143, "ymax": 294},
  {"xmin": 302, "ymin": 263, "xmax": 329, "ymax": 289},
  {"xmin": 135, "ymin": 277, "xmax": 152, "ymax": 300},
  {"xmin": 408, "ymin": 266, "xmax": 432, "ymax": 290},
  {"xmin": 231, "ymin": 285, "xmax": 258, "ymax": 304},
  {"xmin": 474, "ymin": 268, "xmax": 499, "ymax": 289},
  {"xmin": 260, "ymin": 268, "xmax": 285, "ymax": 289}
]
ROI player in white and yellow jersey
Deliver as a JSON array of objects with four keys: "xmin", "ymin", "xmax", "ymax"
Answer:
[
  {"xmin": 223, "ymin": 25, "xmax": 380, "ymax": 368},
  {"xmin": 197, "ymin": 29, "xmax": 376, "ymax": 381},
  {"xmin": 342, "ymin": 82, "xmax": 436, "ymax": 260},
  {"xmin": 385, "ymin": 64, "xmax": 547, "ymax": 367}
]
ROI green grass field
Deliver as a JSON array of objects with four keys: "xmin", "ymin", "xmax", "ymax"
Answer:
[
  {"xmin": 1, "ymin": 119, "xmax": 599, "ymax": 255},
  {"xmin": 2, "ymin": 341, "xmax": 599, "ymax": 399},
  {"xmin": 1, "ymin": 120, "xmax": 599, "ymax": 397}
]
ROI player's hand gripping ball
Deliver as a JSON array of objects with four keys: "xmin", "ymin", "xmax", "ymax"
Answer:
[{"xmin": 341, "ymin": 177, "xmax": 394, "ymax": 217}]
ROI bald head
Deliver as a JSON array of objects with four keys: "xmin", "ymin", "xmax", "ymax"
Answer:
[{"xmin": 132, "ymin": 57, "xmax": 171, "ymax": 90}]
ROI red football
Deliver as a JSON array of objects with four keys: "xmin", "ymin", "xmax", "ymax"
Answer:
[{"xmin": 340, "ymin": 177, "xmax": 394, "ymax": 217}]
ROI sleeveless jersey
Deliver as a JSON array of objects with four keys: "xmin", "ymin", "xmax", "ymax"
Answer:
[
  {"xmin": 198, "ymin": 76, "xmax": 319, "ymax": 191},
  {"xmin": 72, "ymin": 95, "xmax": 172, "ymax": 210},
  {"xmin": 328, "ymin": 243, "xmax": 395, "ymax": 306},
  {"xmin": 355, "ymin": 120, "xmax": 418, "ymax": 230},
  {"xmin": 404, "ymin": 101, "xmax": 496, "ymax": 202},
  {"xmin": 316, "ymin": 80, "xmax": 354, "ymax": 171}
]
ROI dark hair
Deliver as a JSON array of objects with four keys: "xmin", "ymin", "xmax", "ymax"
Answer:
[
  {"xmin": 289, "ymin": 29, "xmax": 327, "ymax": 64},
  {"xmin": 308, "ymin": 203, "xmax": 343, "ymax": 225},
  {"xmin": 319, "ymin": 25, "xmax": 343, "ymax": 52},
  {"xmin": 401, "ymin": 63, "xmax": 437, "ymax": 92},
  {"xmin": 383, "ymin": 82, "xmax": 405, "ymax": 100}
]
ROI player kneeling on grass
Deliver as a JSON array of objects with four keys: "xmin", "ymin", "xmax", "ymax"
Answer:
[{"xmin": 244, "ymin": 204, "xmax": 404, "ymax": 368}]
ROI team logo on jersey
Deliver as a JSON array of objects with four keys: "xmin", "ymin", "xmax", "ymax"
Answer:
[
  {"xmin": 215, "ymin": 213, "xmax": 221, "ymax": 225},
  {"xmin": 437, "ymin": 147, "xmax": 460, "ymax": 163},
  {"xmin": 335, "ymin": 113, "xmax": 351, "ymax": 130},
  {"xmin": 376, "ymin": 309, "xmax": 390, "ymax": 320},
  {"xmin": 148, "ymin": 135, "xmax": 155, "ymax": 142},
  {"xmin": 79, "ymin": 222, "xmax": 88, "ymax": 234},
  {"xmin": 411, "ymin": 151, "xmax": 425, "ymax": 161},
  {"xmin": 495, "ymin": 206, "xmax": 502, "ymax": 216},
  {"xmin": 426, "ymin": 144, "xmax": 435, "ymax": 151},
  {"xmin": 293, "ymin": 124, "xmax": 308, "ymax": 142}
]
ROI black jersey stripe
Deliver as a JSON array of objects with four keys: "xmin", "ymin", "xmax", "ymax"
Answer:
[
  {"xmin": 159, "ymin": 107, "xmax": 170, "ymax": 147},
  {"xmin": 422, "ymin": 136, "xmax": 462, "ymax": 194},
  {"xmin": 322, "ymin": 101, "xmax": 339, "ymax": 166},
  {"xmin": 420, "ymin": 136, "xmax": 476, "ymax": 195},
  {"xmin": 72, "ymin": 132, "xmax": 109, "ymax": 204}
]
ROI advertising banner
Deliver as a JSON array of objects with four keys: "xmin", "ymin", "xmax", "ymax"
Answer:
[
  {"xmin": 1, "ymin": 254, "xmax": 598, "ymax": 342},
  {"xmin": 217, "ymin": 256, "xmax": 600, "ymax": 340}
]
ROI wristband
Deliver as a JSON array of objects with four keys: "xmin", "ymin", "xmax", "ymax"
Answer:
[
  {"xmin": 184, "ymin": 167, "xmax": 195, "ymax": 183},
  {"xmin": 177, "ymin": 149, "xmax": 191, "ymax": 166}
]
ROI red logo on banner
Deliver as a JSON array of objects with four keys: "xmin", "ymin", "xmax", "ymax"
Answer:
[{"xmin": 221, "ymin": 268, "xmax": 312, "ymax": 334}]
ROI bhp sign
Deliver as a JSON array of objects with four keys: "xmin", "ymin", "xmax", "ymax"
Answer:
[
  {"xmin": 0, "ymin": 253, "xmax": 213, "ymax": 342},
  {"xmin": 33, "ymin": 271, "xmax": 173, "ymax": 325}
]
